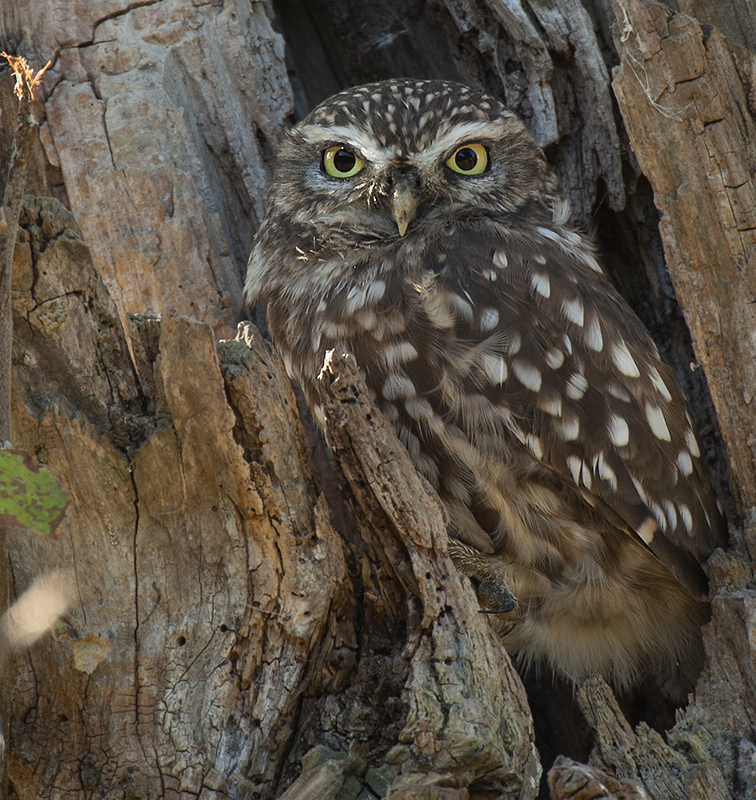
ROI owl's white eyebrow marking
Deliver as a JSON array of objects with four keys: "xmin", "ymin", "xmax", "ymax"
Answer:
[
  {"xmin": 410, "ymin": 120, "xmax": 504, "ymax": 163},
  {"xmin": 299, "ymin": 123, "xmax": 397, "ymax": 163}
]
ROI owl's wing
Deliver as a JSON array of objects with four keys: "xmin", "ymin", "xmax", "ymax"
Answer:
[{"xmin": 396, "ymin": 221, "xmax": 725, "ymax": 598}]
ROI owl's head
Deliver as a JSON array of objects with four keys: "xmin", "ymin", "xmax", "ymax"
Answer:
[{"xmin": 264, "ymin": 79, "xmax": 558, "ymax": 247}]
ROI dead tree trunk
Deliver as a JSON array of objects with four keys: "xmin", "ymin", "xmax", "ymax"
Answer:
[{"xmin": 1, "ymin": 1, "xmax": 754, "ymax": 799}]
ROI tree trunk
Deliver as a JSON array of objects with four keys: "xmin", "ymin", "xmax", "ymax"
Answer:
[{"xmin": 1, "ymin": 1, "xmax": 754, "ymax": 799}]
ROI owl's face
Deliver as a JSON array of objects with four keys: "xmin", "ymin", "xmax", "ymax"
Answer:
[{"xmin": 255, "ymin": 80, "xmax": 557, "ymax": 257}]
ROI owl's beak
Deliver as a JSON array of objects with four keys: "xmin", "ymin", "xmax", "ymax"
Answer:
[{"xmin": 391, "ymin": 181, "xmax": 421, "ymax": 237}]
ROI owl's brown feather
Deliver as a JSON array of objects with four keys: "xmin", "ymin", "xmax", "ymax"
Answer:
[{"xmin": 246, "ymin": 78, "xmax": 726, "ymax": 701}]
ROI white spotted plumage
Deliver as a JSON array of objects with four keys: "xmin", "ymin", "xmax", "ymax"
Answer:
[{"xmin": 245, "ymin": 78, "xmax": 726, "ymax": 701}]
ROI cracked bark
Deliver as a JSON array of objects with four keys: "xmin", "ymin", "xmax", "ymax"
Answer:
[{"xmin": 1, "ymin": 1, "xmax": 755, "ymax": 799}]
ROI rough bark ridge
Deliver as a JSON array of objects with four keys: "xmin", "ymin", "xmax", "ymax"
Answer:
[
  {"xmin": 1, "ymin": 0, "xmax": 755, "ymax": 798},
  {"xmin": 612, "ymin": 0, "xmax": 756, "ymax": 512}
]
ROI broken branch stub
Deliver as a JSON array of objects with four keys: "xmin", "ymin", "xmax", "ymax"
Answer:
[{"xmin": 318, "ymin": 350, "xmax": 540, "ymax": 799}]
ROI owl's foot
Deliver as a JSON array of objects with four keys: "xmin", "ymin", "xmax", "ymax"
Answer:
[
  {"xmin": 447, "ymin": 538, "xmax": 521, "ymax": 631},
  {"xmin": 477, "ymin": 577, "xmax": 518, "ymax": 615}
]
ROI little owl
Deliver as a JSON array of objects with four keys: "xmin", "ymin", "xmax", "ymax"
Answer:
[{"xmin": 245, "ymin": 78, "xmax": 726, "ymax": 701}]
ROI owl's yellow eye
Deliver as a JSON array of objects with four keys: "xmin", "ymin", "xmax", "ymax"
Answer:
[
  {"xmin": 323, "ymin": 146, "xmax": 364, "ymax": 178},
  {"xmin": 445, "ymin": 143, "xmax": 488, "ymax": 175}
]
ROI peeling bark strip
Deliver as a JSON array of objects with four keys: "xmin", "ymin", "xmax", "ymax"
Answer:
[{"xmin": 612, "ymin": 0, "xmax": 756, "ymax": 514}]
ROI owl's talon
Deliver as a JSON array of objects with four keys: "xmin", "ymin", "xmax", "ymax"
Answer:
[
  {"xmin": 479, "ymin": 600, "xmax": 518, "ymax": 615},
  {"xmin": 478, "ymin": 578, "xmax": 519, "ymax": 617}
]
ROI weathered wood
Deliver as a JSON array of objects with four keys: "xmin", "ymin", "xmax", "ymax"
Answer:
[
  {"xmin": 3, "ymin": 0, "xmax": 293, "ymax": 341},
  {"xmin": 569, "ymin": 677, "xmax": 732, "ymax": 800},
  {"xmin": 2, "ymin": 1, "xmax": 755, "ymax": 798},
  {"xmin": 8, "ymin": 198, "xmax": 350, "ymax": 798},
  {"xmin": 612, "ymin": 0, "xmax": 756, "ymax": 515},
  {"xmin": 548, "ymin": 755, "xmax": 646, "ymax": 800}
]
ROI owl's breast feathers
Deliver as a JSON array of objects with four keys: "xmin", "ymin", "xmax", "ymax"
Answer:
[{"xmin": 263, "ymin": 218, "xmax": 725, "ymax": 604}]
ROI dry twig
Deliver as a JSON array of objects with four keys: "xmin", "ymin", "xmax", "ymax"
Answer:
[{"xmin": 1, "ymin": 53, "xmax": 51, "ymax": 104}]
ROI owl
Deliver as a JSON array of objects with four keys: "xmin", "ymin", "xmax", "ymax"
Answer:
[{"xmin": 245, "ymin": 78, "xmax": 726, "ymax": 701}]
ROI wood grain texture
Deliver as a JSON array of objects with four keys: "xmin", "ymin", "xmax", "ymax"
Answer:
[
  {"xmin": 612, "ymin": 0, "xmax": 756, "ymax": 514},
  {"xmin": 9, "ymin": 198, "xmax": 350, "ymax": 798}
]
